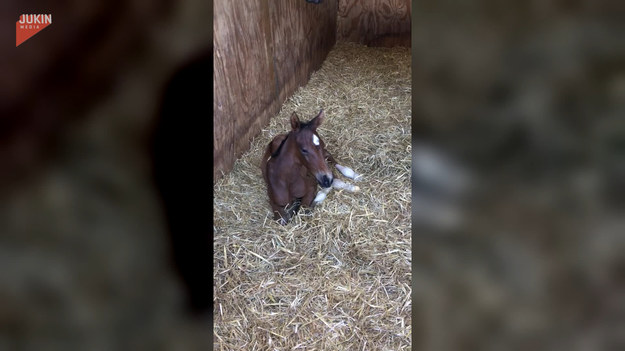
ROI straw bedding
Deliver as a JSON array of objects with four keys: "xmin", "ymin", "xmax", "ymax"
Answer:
[{"xmin": 214, "ymin": 42, "xmax": 411, "ymax": 350}]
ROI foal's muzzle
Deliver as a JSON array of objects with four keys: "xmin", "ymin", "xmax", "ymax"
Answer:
[{"xmin": 320, "ymin": 174, "xmax": 332, "ymax": 188}]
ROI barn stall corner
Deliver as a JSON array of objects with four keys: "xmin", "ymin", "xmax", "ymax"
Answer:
[{"xmin": 214, "ymin": 0, "xmax": 411, "ymax": 349}]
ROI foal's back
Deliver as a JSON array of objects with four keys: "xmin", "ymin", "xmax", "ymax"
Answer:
[{"xmin": 261, "ymin": 133, "xmax": 288, "ymax": 185}]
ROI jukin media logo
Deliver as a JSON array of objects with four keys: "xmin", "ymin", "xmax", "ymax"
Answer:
[{"xmin": 16, "ymin": 14, "xmax": 52, "ymax": 47}]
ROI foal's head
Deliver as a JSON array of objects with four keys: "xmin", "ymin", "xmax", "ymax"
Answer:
[{"xmin": 290, "ymin": 110, "xmax": 333, "ymax": 188}]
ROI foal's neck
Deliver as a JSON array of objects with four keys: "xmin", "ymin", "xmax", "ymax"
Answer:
[{"xmin": 281, "ymin": 132, "xmax": 304, "ymax": 165}]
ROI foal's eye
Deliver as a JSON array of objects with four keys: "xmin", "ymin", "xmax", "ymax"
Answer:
[{"xmin": 301, "ymin": 148, "xmax": 308, "ymax": 154}]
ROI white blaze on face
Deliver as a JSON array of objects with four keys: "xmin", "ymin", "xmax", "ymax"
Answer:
[{"xmin": 312, "ymin": 134, "xmax": 320, "ymax": 146}]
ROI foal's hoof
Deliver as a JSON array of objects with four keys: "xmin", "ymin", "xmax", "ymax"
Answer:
[
  {"xmin": 301, "ymin": 208, "xmax": 314, "ymax": 216},
  {"xmin": 271, "ymin": 214, "xmax": 289, "ymax": 225}
]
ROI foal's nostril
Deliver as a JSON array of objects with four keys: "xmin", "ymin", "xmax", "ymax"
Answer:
[{"xmin": 321, "ymin": 175, "xmax": 331, "ymax": 188}]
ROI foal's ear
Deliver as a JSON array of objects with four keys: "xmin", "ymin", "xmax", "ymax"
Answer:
[
  {"xmin": 290, "ymin": 112, "xmax": 301, "ymax": 130},
  {"xmin": 309, "ymin": 109, "xmax": 325, "ymax": 130}
]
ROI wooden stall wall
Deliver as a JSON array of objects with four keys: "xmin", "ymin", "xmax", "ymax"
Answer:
[
  {"xmin": 213, "ymin": 0, "xmax": 337, "ymax": 180},
  {"xmin": 337, "ymin": 0, "xmax": 411, "ymax": 45}
]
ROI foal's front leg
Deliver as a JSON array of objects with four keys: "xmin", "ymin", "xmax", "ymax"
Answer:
[
  {"xmin": 270, "ymin": 185, "xmax": 294, "ymax": 225},
  {"xmin": 302, "ymin": 187, "xmax": 316, "ymax": 209},
  {"xmin": 272, "ymin": 204, "xmax": 290, "ymax": 225},
  {"xmin": 273, "ymin": 200, "xmax": 301, "ymax": 225},
  {"xmin": 286, "ymin": 198, "xmax": 302, "ymax": 217},
  {"xmin": 297, "ymin": 177, "xmax": 319, "ymax": 215}
]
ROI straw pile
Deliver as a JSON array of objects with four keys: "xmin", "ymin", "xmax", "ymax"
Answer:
[{"xmin": 214, "ymin": 42, "xmax": 411, "ymax": 350}]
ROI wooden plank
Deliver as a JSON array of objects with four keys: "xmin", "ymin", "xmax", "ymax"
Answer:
[
  {"xmin": 270, "ymin": 0, "xmax": 337, "ymax": 105},
  {"xmin": 337, "ymin": 0, "xmax": 411, "ymax": 44},
  {"xmin": 214, "ymin": 1, "xmax": 276, "ymax": 179},
  {"xmin": 213, "ymin": 0, "xmax": 337, "ymax": 180}
]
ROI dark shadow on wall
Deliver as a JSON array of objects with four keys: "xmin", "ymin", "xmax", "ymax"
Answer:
[{"xmin": 150, "ymin": 47, "xmax": 213, "ymax": 317}]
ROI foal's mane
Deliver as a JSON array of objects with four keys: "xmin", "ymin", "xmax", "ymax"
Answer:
[
  {"xmin": 298, "ymin": 120, "xmax": 315, "ymax": 129},
  {"xmin": 271, "ymin": 134, "xmax": 289, "ymax": 158}
]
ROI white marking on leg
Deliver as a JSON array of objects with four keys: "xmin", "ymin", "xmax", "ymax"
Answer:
[
  {"xmin": 335, "ymin": 164, "xmax": 362, "ymax": 181},
  {"xmin": 313, "ymin": 187, "xmax": 332, "ymax": 204},
  {"xmin": 312, "ymin": 134, "xmax": 320, "ymax": 146},
  {"xmin": 332, "ymin": 178, "xmax": 360, "ymax": 192}
]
